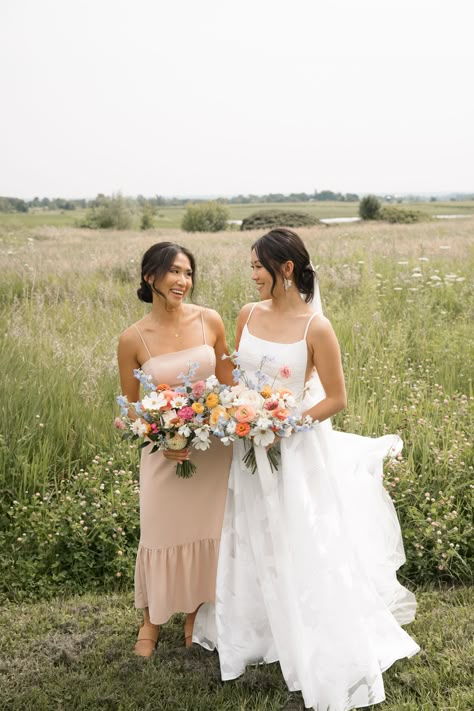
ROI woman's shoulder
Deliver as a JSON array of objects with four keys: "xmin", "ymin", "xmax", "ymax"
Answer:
[
  {"xmin": 237, "ymin": 300, "xmax": 270, "ymax": 320},
  {"xmin": 306, "ymin": 313, "xmax": 335, "ymax": 342},
  {"xmin": 198, "ymin": 304, "xmax": 224, "ymax": 328}
]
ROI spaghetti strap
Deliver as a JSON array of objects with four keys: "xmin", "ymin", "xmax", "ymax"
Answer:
[
  {"xmin": 245, "ymin": 303, "xmax": 258, "ymax": 326},
  {"xmin": 200, "ymin": 308, "xmax": 207, "ymax": 345},
  {"xmin": 133, "ymin": 324, "xmax": 153, "ymax": 359},
  {"xmin": 303, "ymin": 312, "xmax": 318, "ymax": 340}
]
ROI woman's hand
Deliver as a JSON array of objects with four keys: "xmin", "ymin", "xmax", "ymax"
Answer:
[{"xmin": 163, "ymin": 448, "xmax": 191, "ymax": 462}]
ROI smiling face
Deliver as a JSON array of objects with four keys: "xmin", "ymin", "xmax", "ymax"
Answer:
[
  {"xmin": 250, "ymin": 248, "xmax": 282, "ymax": 300},
  {"xmin": 148, "ymin": 252, "xmax": 193, "ymax": 306}
]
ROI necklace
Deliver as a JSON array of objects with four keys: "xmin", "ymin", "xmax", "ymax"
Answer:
[{"xmin": 149, "ymin": 313, "xmax": 182, "ymax": 338}]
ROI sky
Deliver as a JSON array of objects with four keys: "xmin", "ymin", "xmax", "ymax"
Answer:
[{"xmin": 1, "ymin": 0, "xmax": 473, "ymax": 199}]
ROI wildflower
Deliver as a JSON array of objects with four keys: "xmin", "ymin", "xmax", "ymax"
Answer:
[
  {"xmin": 114, "ymin": 417, "xmax": 126, "ymax": 430},
  {"xmin": 253, "ymin": 428, "xmax": 276, "ymax": 447},
  {"xmin": 279, "ymin": 365, "xmax": 292, "ymax": 379}
]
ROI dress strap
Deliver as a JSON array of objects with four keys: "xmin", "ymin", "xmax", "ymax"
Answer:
[
  {"xmin": 245, "ymin": 303, "xmax": 258, "ymax": 326},
  {"xmin": 303, "ymin": 312, "xmax": 318, "ymax": 340},
  {"xmin": 133, "ymin": 324, "xmax": 153, "ymax": 359},
  {"xmin": 200, "ymin": 308, "xmax": 207, "ymax": 345}
]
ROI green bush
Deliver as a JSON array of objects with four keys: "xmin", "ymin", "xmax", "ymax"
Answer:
[
  {"xmin": 181, "ymin": 202, "xmax": 229, "ymax": 232},
  {"xmin": 240, "ymin": 209, "xmax": 319, "ymax": 231},
  {"xmin": 0, "ymin": 454, "xmax": 139, "ymax": 601},
  {"xmin": 79, "ymin": 194, "xmax": 133, "ymax": 230},
  {"xmin": 359, "ymin": 195, "xmax": 381, "ymax": 220},
  {"xmin": 379, "ymin": 206, "xmax": 426, "ymax": 223},
  {"xmin": 140, "ymin": 204, "xmax": 156, "ymax": 230}
]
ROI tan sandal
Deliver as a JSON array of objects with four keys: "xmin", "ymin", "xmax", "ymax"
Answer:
[{"xmin": 134, "ymin": 623, "xmax": 160, "ymax": 657}]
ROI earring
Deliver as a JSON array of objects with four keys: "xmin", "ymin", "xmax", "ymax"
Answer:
[{"xmin": 284, "ymin": 278, "xmax": 292, "ymax": 290}]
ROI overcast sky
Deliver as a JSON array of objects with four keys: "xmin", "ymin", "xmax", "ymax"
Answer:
[{"xmin": 1, "ymin": 0, "xmax": 473, "ymax": 199}]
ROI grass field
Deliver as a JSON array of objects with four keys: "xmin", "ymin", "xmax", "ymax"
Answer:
[
  {"xmin": 1, "ymin": 199, "xmax": 474, "ymax": 230},
  {"xmin": 0, "ymin": 587, "xmax": 473, "ymax": 710},
  {"xmin": 0, "ymin": 217, "xmax": 473, "ymax": 707}
]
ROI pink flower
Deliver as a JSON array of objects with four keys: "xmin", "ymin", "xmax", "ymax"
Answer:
[
  {"xmin": 235, "ymin": 404, "xmax": 256, "ymax": 423},
  {"xmin": 114, "ymin": 417, "xmax": 126, "ymax": 430},
  {"xmin": 279, "ymin": 365, "xmax": 292, "ymax": 379},
  {"xmin": 264, "ymin": 400, "xmax": 279, "ymax": 411},
  {"xmin": 177, "ymin": 406, "xmax": 194, "ymax": 421},
  {"xmin": 150, "ymin": 423, "xmax": 158, "ymax": 433},
  {"xmin": 192, "ymin": 380, "xmax": 206, "ymax": 398}
]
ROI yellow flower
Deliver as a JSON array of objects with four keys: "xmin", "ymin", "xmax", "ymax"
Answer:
[
  {"xmin": 206, "ymin": 393, "xmax": 219, "ymax": 409},
  {"xmin": 210, "ymin": 405, "xmax": 229, "ymax": 426},
  {"xmin": 192, "ymin": 402, "xmax": 205, "ymax": 414},
  {"xmin": 260, "ymin": 385, "xmax": 272, "ymax": 399}
]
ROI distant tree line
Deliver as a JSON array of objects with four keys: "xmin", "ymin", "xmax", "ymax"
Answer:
[{"xmin": 0, "ymin": 190, "xmax": 359, "ymax": 214}]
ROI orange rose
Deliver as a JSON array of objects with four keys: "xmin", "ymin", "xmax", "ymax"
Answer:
[
  {"xmin": 235, "ymin": 422, "xmax": 251, "ymax": 437},
  {"xmin": 156, "ymin": 383, "xmax": 171, "ymax": 392},
  {"xmin": 235, "ymin": 405, "xmax": 256, "ymax": 423},
  {"xmin": 274, "ymin": 408, "xmax": 289, "ymax": 421},
  {"xmin": 206, "ymin": 393, "xmax": 219, "ymax": 409}
]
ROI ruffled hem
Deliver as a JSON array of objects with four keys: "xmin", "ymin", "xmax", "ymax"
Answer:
[{"xmin": 135, "ymin": 538, "xmax": 220, "ymax": 625}]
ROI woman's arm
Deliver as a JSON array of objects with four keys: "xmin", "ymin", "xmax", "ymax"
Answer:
[
  {"xmin": 303, "ymin": 315, "xmax": 347, "ymax": 423},
  {"xmin": 117, "ymin": 328, "xmax": 141, "ymax": 405},
  {"xmin": 204, "ymin": 309, "xmax": 234, "ymax": 386}
]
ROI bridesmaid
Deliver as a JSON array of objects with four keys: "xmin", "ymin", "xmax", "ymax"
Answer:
[{"xmin": 118, "ymin": 241, "xmax": 233, "ymax": 656}]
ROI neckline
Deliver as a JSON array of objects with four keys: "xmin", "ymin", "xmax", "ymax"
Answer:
[
  {"xmin": 243, "ymin": 323, "xmax": 307, "ymax": 346},
  {"xmin": 141, "ymin": 344, "xmax": 214, "ymax": 369}
]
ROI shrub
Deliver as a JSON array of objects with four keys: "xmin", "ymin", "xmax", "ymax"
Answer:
[
  {"xmin": 240, "ymin": 209, "xmax": 319, "ymax": 231},
  {"xmin": 359, "ymin": 195, "xmax": 381, "ymax": 220},
  {"xmin": 181, "ymin": 202, "xmax": 229, "ymax": 232},
  {"xmin": 0, "ymin": 454, "xmax": 139, "ymax": 601},
  {"xmin": 140, "ymin": 204, "xmax": 156, "ymax": 230},
  {"xmin": 379, "ymin": 206, "xmax": 426, "ymax": 224},
  {"xmin": 79, "ymin": 193, "xmax": 133, "ymax": 230}
]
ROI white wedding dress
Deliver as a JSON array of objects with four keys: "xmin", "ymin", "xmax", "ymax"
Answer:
[{"xmin": 194, "ymin": 310, "xmax": 420, "ymax": 711}]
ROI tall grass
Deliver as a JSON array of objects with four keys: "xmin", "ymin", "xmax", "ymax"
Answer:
[{"xmin": 0, "ymin": 220, "xmax": 472, "ymax": 586}]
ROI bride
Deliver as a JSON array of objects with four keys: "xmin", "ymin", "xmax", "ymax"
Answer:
[{"xmin": 194, "ymin": 228, "xmax": 420, "ymax": 710}]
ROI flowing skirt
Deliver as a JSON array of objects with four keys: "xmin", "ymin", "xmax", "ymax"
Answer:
[{"xmin": 194, "ymin": 409, "xmax": 419, "ymax": 710}]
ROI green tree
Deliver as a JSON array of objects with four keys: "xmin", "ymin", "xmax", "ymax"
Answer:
[
  {"xmin": 359, "ymin": 195, "xmax": 381, "ymax": 220},
  {"xmin": 80, "ymin": 193, "xmax": 133, "ymax": 230},
  {"xmin": 181, "ymin": 202, "xmax": 229, "ymax": 232}
]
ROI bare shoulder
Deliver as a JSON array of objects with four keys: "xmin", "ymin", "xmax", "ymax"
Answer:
[
  {"xmin": 119, "ymin": 323, "xmax": 140, "ymax": 347},
  {"xmin": 200, "ymin": 306, "xmax": 224, "ymax": 328},
  {"xmin": 307, "ymin": 313, "xmax": 336, "ymax": 341},
  {"xmin": 238, "ymin": 301, "xmax": 261, "ymax": 321}
]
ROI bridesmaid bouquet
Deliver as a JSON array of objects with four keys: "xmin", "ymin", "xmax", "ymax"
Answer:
[
  {"xmin": 116, "ymin": 362, "xmax": 228, "ymax": 478},
  {"xmin": 214, "ymin": 353, "xmax": 318, "ymax": 474}
]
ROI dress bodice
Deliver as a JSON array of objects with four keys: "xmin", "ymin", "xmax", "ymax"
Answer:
[
  {"xmin": 141, "ymin": 345, "xmax": 216, "ymax": 389},
  {"xmin": 238, "ymin": 325, "xmax": 310, "ymax": 398}
]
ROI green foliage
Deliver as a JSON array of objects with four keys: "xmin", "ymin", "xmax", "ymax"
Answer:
[
  {"xmin": 79, "ymin": 193, "xmax": 133, "ymax": 230},
  {"xmin": 0, "ymin": 196, "xmax": 28, "ymax": 213},
  {"xmin": 240, "ymin": 209, "xmax": 319, "ymax": 231},
  {"xmin": 359, "ymin": 194, "xmax": 382, "ymax": 220},
  {"xmin": 140, "ymin": 204, "xmax": 156, "ymax": 230},
  {"xmin": 379, "ymin": 206, "xmax": 426, "ymax": 223},
  {"xmin": 0, "ymin": 455, "xmax": 139, "ymax": 601},
  {"xmin": 181, "ymin": 201, "xmax": 230, "ymax": 232}
]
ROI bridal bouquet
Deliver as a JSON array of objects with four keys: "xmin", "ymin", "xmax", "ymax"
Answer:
[
  {"xmin": 116, "ymin": 362, "xmax": 227, "ymax": 478},
  {"xmin": 212, "ymin": 353, "xmax": 318, "ymax": 474}
]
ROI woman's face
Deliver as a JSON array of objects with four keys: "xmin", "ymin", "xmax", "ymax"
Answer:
[
  {"xmin": 149, "ymin": 252, "xmax": 193, "ymax": 306},
  {"xmin": 250, "ymin": 249, "xmax": 280, "ymax": 300}
]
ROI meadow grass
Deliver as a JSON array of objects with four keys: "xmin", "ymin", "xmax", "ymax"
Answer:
[
  {"xmin": 0, "ymin": 219, "xmax": 473, "ymax": 593},
  {"xmin": 0, "ymin": 587, "xmax": 472, "ymax": 710}
]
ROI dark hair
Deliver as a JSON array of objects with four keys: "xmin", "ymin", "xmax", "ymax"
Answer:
[
  {"xmin": 251, "ymin": 228, "xmax": 315, "ymax": 303},
  {"xmin": 137, "ymin": 242, "xmax": 196, "ymax": 303}
]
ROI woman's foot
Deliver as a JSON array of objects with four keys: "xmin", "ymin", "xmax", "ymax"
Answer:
[
  {"xmin": 184, "ymin": 604, "xmax": 202, "ymax": 647},
  {"xmin": 134, "ymin": 608, "xmax": 160, "ymax": 657}
]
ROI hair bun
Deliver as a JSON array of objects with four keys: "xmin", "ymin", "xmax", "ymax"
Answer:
[{"xmin": 137, "ymin": 280, "xmax": 153, "ymax": 303}]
